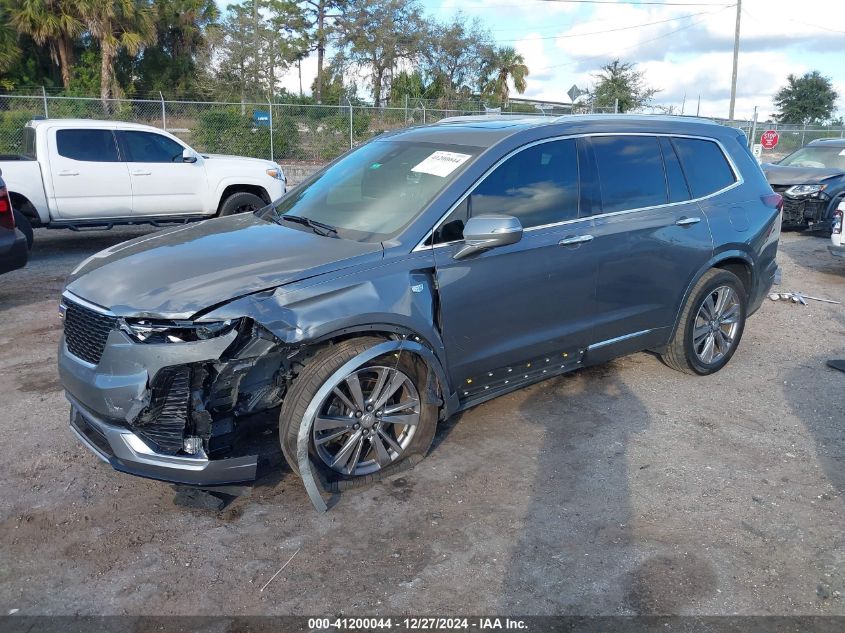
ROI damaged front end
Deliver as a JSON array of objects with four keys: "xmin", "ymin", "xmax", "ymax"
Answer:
[{"xmin": 60, "ymin": 293, "xmax": 306, "ymax": 486}]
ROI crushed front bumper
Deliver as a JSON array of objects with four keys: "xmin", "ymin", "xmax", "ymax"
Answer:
[{"xmin": 69, "ymin": 393, "xmax": 257, "ymax": 485}]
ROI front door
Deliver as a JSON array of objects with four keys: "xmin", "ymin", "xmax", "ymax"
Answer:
[
  {"xmin": 48, "ymin": 127, "xmax": 133, "ymax": 220},
  {"xmin": 431, "ymin": 138, "xmax": 600, "ymax": 392},
  {"xmin": 116, "ymin": 130, "xmax": 207, "ymax": 216}
]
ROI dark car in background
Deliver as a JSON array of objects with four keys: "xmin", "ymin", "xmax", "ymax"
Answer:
[
  {"xmin": 57, "ymin": 115, "xmax": 781, "ymax": 496},
  {"xmin": 0, "ymin": 171, "xmax": 28, "ymax": 275},
  {"xmin": 763, "ymin": 138, "xmax": 845, "ymax": 232}
]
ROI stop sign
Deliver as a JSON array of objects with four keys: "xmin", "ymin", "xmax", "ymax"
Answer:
[{"xmin": 760, "ymin": 130, "xmax": 779, "ymax": 150}]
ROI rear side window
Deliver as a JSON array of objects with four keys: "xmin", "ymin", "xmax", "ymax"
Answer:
[
  {"xmin": 470, "ymin": 138, "xmax": 579, "ymax": 228},
  {"xmin": 659, "ymin": 137, "xmax": 691, "ymax": 203},
  {"xmin": 671, "ymin": 137, "xmax": 736, "ymax": 198},
  {"xmin": 23, "ymin": 127, "xmax": 36, "ymax": 160},
  {"xmin": 591, "ymin": 136, "xmax": 667, "ymax": 213},
  {"xmin": 56, "ymin": 129, "xmax": 119, "ymax": 162},
  {"xmin": 119, "ymin": 131, "xmax": 185, "ymax": 163}
]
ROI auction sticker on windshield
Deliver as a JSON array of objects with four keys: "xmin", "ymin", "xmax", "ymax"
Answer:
[{"xmin": 411, "ymin": 151, "xmax": 472, "ymax": 177}]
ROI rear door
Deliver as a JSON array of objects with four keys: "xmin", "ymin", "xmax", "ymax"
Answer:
[
  {"xmin": 116, "ymin": 130, "xmax": 208, "ymax": 216},
  {"xmin": 48, "ymin": 127, "xmax": 132, "ymax": 219},
  {"xmin": 584, "ymin": 134, "xmax": 714, "ymax": 351},
  {"xmin": 432, "ymin": 138, "xmax": 601, "ymax": 389}
]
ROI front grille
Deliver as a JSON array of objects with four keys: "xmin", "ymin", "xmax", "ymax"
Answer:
[{"xmin": 63, "ymin": 299, "xmax": 117, "ymax": 364}]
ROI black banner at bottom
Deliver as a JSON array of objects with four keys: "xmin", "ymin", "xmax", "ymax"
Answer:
[{"xmin": 2, "ymin": 616, "xmax": 845, "ymax": 633}]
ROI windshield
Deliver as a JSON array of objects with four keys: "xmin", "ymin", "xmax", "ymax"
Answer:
[
  {"xmin": 269, "ymin": 140, "xmax": 480, "ymax": 241},
  {"xmin": 778, "ymin": 146, "xmax": 845, "ymax": 170}
]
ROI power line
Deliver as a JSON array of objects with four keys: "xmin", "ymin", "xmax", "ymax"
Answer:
[
  {"xmin": 495, "ymin": 9, "xmax": 717, "ymax": 42},
  {"xmin": 532, "ymin": 3, "xmax": 734, "ymax": 71},
  {"xmin": 538, "ymin": 0, "xmax": 733, "ymax": 5}
]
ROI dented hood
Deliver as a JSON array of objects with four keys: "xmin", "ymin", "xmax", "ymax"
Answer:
[
  {"xmin": 762, "ymin": 163, "xmax": 845, "ymax": 186},
  {"xmin": 65, "ymin": 213, "xmax": 383, "ymax": 318}
]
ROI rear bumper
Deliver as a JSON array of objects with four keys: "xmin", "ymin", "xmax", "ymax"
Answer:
[
  {"xmin": 68, "ymin": 393, "xmax": 257, "ymax": 486},
  {"xmin": 0, "ymin": 229, "xmax": 28, "ymax": 274}
]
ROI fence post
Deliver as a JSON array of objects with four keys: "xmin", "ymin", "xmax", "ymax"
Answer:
[
  {"xmin": 268, "ymin": 98, "xmax": 275, "ymax": 162},
  {"xmin": 346, "ymin": 97, "xmax": 353, "ymax": 149},
  {"xmin": 614, "ymin": 98, "xmax": 619, "ymax": 114},
  {"xmin": 749, "ymin": 106, "xmax": 758, "ymax": 148},
  {"xmin": 422, "ymin": 102, "xmax": 426, "ymax": 124},
  {"xmin": 159, "ymin": 91, "xmax": 166, "ymax": 131},
  {"xmin": 42, "ymin": 87, "xmax": 49, "ymax": 118},
  {"xmin": 404, "ymin": 94, "xmax": 408, "ymax": 124},
  {"xmin": 801, "ymin": 123, "xmax": 806, "ymax": 146}
]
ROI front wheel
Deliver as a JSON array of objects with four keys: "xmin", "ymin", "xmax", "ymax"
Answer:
[
  {"xmin": 279, "ymin": 337, "xmax": 438, "ymax": 484},
  {"xmin": 219, "ymin": 191, "xmax": 265, "ymax": 216},
  {"xmin": 661, "ymin": 269, "xmax": 747, "ymax": 375}
]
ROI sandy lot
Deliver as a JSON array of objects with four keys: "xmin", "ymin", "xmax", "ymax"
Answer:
[{"xmin": 0, "ymin": 228, "xmax": 843, "ymax": 616}]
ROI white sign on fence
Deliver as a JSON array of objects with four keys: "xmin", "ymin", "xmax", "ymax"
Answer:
[{"xmin": 752, "ymin": 144, "xmax": 763, "ymax": 160}]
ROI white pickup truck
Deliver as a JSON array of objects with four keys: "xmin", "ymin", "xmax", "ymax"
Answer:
[{"xmin": 1, "ymin": 119, "xmax": 286, "ymax": 245}]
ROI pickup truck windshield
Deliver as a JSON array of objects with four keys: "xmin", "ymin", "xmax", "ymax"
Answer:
[
  {"xmin": 778, "ymin": 147, "xmax": 845, "ymax": 170},
  {"xmin": 270, "ymin": 140, "xmax": 480, "ymax": 241}
]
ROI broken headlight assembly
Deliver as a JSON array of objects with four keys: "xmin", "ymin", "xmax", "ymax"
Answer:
[
  {"xmin": 785, "ymin": 184, "xmax": 826, "ymax": 197},
  {"xmin": 120, "ymin": 318, "xmax": 241, "ymax": 343}
]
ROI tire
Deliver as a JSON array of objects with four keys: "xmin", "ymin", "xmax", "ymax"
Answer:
[
  {"xmin": 279, "ymin": 337, "xmax": 438, "ymax": 485},
  {"xmin": 219, "ymin": 191, "xmax": 265, "ymax": 216},
  {"xmin": 661, "ymin": 269, "xmax": 747, "ymax": 376},
  {"xmin": 13, "ymin": 210, "xmax": 33, "ymax": 249}
]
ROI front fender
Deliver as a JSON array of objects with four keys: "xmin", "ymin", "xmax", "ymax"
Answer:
[{"xmin": 212, "ymin": 176, "xmax": 283, "ymax": 208}]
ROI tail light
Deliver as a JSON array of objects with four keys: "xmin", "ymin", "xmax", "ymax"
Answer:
[
  {"xmin": 0, "ymin": 185, "xmax": 14, "ymax": 230},
  {"xmin": 761, "ymin": 192, "xmax": 783, "ymax": 211},
  {"xmin": 833, "ymin": 209, "xmax": 843, "ymax": 236}
]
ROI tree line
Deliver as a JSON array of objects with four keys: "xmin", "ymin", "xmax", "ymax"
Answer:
[{"xmin": 0, "ymin": 0, "xmax": 530, "ymax": 108}]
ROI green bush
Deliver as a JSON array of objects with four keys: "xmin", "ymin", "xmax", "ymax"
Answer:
[
  {"xmin": 0, "ymin": 111, "xmax": 35, "ymax": 155},
  {"xmin": 191, "ymin": 108, "xmax": 301, "ymax": 161}
]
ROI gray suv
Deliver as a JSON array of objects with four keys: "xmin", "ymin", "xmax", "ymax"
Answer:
[{"xmin": 58, "ymin": 115, "xmax": 782, "ymax": 495}]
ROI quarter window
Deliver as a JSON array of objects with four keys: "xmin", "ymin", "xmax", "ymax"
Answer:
[
  {"xmin": 591, "ymin": 135, "xmax": 667, "ymax": 213},
  {"xmin": 56, "ymin": 129, "xmax": 119, "ymax": 162},
  {"xmin": 120, "ymin": 131, "xmax": 185, "ymax": 163},
  {"xmin": 469, "ymin": 138, "xmax": 579, "ymax": 228},
  {"xmin": 671, "ymin": 137, "xmax": 736, "ymax": 198}
]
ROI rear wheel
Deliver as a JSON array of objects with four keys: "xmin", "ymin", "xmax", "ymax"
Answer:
[
  {"xmin": 279, "ymin": 337, "xmax": 437, "ymax": 484},
  {"xmin": 661, "ymin": 269, "xmax": 747, "ymax": 375},
  {"xmin": 219, "ymin": 191, "xmax": 265, "ymax": 216},
  {"xmin": 13, "ymin": 210, "xmax": 33, "ymax": 249}
]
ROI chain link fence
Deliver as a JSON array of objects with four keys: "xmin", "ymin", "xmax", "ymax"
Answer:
[{"xmin": 2, "ymin": 92, "xmax": 843, "ymax": 166}]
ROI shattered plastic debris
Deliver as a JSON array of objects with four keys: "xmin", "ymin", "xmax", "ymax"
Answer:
[{"xmin": 768, "ymin": 291, "xmax": 840, "ymax": 305}]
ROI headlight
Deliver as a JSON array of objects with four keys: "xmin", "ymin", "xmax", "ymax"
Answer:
[
  {"xmin": 266, "ymin": 168, "xmax": 284, "ymax": 181},
  {"xmin": 785, "ymin": 184, "xmax": 825, "ymax": 197},
  {"xmin": 121, "ymin": 318, "xmax": 241, "ymax": 343}
]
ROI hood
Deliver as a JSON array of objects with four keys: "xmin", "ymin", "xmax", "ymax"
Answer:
[
  {"xmin": 762, "ymin": 163, "xmax": 845, "ymax": 186},
  {"xmin": 65, "ymin": 214, "xmax": 383, "ymax": 319}
]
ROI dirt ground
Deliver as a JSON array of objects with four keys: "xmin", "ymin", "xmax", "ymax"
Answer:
[{"xmin": 0, "ymin": 228, "xmax": 843, "ymax": 616}]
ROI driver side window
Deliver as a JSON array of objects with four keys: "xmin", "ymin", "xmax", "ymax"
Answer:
[
  {"xmin": 119, "ymin": 130, "xmax": 185, "ymax": 163},
  {"xmin": 430, "ymin": 138, "xmax": 579, "ymax": 245}
]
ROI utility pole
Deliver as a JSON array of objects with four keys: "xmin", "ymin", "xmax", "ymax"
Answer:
[{"xmin": 728, "ymin": 0, "xmax": 742, "ymax": 120}]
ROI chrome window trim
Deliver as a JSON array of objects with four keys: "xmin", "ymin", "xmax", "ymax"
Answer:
[
  {"xmin": 61, "ymin": 290, "xmax": 115, "ymax": 316},
  {"xmin": 413, "ymin": 132, "xmax": 742, "ymax": 252}
]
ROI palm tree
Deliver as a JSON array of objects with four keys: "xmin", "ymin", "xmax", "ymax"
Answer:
[
  {"xmin": 7, "ymin": 0, "xmax": 83, "ymax": 88},
  {"xmin": 78, "ymin": 0, "xmax": 156, "ymax": 106},
  {"xmin": 482, "ymin": 46, "xmax": 528, "ymax": 108}
]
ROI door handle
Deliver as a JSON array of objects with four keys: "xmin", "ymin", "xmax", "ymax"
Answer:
[
  {"xmin": 131, "ymin": 170, "xmax": 152, "ymax": 176},
  {"xmin": 675, "ymin": 216, "xmax": 701, "ymax": 226},
  {"xmin": 559, "ymin": 234, "xmax": 594, "ymax": 246},
  {"xmin": 58, "ymin": 170, "xmax": 79, "ymax": 176}
]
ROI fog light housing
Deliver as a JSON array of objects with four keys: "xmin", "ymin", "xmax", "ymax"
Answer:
[{"xmin": 183, "ymin": 436, "xmax": 203, "ymax": 455}]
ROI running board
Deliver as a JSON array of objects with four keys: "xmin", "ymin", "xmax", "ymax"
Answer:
[{"xmin": 47, "ymin": 215, "xmax": 210, "ymax": 231}]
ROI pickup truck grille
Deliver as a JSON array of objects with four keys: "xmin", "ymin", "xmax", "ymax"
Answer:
[{"xmin": 63, "ymin": 299, "xmax": 117, "ymax": 365}]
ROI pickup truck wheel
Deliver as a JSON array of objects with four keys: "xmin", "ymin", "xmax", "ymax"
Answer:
[
  {"xmin": 660, "ymin": 269, "xmax": 747, "ymax": 376},
  {"xmin": 13, "ymin": 210, "xmax": 33, "ymax": 249},
  {"xmin": 279, "ymin": 337, "xmax": 437, "ymax": 484},
  {"xmin": 219, "ymin": 192, "xmax": 265, "ymax": 216}
]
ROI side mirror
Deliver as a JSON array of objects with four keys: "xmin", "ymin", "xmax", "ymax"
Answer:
[
  {"xmin": 453, "ymin": 213, "xmax": 523, "ymax": 260},
  {"xmin": 182, "ymin": 148, "xmax": 198, "ymax": 163}
]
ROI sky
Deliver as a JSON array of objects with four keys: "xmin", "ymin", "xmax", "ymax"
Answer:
[{"xmin": 221, "ymin": 0, "xmax": 845, "ymax": 121}]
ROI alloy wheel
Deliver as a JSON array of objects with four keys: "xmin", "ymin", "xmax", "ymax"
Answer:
[
  {"xmin": 312, "ymin": 365, "xmax": 421, "ymax": 476},
  {"xmin": 692, "ymin": 285, "xmax": 741, "ymax": 365}
]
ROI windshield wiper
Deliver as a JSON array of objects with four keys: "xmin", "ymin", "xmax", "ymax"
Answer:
[{"xmin": 275, "ymin": 212, "xmax": 338, "ymax": 237}]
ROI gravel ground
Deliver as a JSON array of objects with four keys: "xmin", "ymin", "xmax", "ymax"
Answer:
[{"xmin": 0, "ymin": 227, "xmax": 843, "ymax": 616}]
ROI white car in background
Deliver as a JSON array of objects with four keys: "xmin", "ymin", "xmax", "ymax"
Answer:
[
  {"xmin": 0, "ymin": 119, "xmax": 285, "ymax": 246},
  {"xmin": 831, "ymin": 199, "xmax": 844, "ymax": 259}
]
